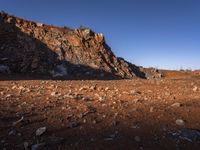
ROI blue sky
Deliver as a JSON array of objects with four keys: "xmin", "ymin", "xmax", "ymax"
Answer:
[{"xmin": 0, "ymin": 0, "xmax": 200, "ymax": 70}]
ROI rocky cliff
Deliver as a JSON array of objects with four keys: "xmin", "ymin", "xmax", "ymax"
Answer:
[{"xmin": 0, "ymin": 12, "xmax": 156, "ymax": 79}]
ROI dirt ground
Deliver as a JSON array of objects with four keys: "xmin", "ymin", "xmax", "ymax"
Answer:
[{"xmin": 0, "ymin": 71, "xmax": 200, "ymax": 150}]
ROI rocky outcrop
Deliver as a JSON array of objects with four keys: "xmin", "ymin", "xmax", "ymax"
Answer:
[
  {"xmin": 0, "ymin": 12, "xmax": 154, "ymax": 79},
  {"xmin": 139, "ymin": 67, "xmax": 163, "ymax": 79}
]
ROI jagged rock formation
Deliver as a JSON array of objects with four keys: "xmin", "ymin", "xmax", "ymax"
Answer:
[
  {"xmin": 139, "ymin": 67, "xmax": 163, "ymax": 79},
  {"xmin": 0, "ymin": 12, "xmax": 149, "ymax": 79}
]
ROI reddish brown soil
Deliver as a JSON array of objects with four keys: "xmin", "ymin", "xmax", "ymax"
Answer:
[{"xmin": 0, "ymin": 73, "xmax": 200, "ymax": 150}]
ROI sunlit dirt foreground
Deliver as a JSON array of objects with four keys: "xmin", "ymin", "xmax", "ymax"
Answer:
[{"xmin": 0, "ymin": 74, "xmax": 200, "ymax": 150}]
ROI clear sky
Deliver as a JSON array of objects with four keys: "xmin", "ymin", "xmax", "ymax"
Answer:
[{"xmin": 0, "ymin": 0, "xmax": 200, "ymax": 70}]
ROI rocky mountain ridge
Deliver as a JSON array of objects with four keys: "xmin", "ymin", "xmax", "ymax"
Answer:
[{"xmin": 0, "ymin": 12, "xmax": 161, "ymax": 79}]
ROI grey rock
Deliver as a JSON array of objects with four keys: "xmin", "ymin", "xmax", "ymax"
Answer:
[
  {"xmin": 83, "ymin": 29, "xmax": 92, "ymax": 40},
  {"xmin": 51, "ymin": 64, "xmax": 68, "ymax": 77},
  {"xmin": 0, "ymin": 65, "xmax": 11, "ymax": 74},
  {"xmin": 172, "ymin": 128, "xmax": 200, "ymax": 143},
  {"xmin": 1, "ymin": 140, "xmax": 5, "ymax": 144},
  {"xmin": 24, "ymin": 142, "xmax": 29, "ymax": 150},
  {"xmin": 67, "ymin": 122, "xmax": 79, "ymax": 128},
  {"xmin": 36, "ymin": 127, "xmax": 47, "ymax": 136},
  {"xmin": 104, "ymin": 131, "xmax": 118, "ymax": 141},
  {"xmin": 31, "ymin": 143, "xmax": 46, "ymax": 150},
  {"xmin": 8, "ymin": 129, "xmax": 17, "ymax": 136},
  {"xmin": 134, "ymin": 136, "xmax": 141, "ymax": 142}
]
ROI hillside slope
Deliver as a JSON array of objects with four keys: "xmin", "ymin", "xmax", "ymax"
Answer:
[{"xmin": 0, "ymin": 12, "xmax": 148, "ymax": 79}]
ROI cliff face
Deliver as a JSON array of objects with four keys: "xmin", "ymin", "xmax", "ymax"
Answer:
[{"xmin": 0, "ymin": 12, "xmax": 146, "ymax": 79}]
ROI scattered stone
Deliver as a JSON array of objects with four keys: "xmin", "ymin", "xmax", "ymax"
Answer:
[
  {"xmin": 105, "ymin": 87, "xmax": 109, "ymax": 91},
  {"xmin": 133, "ymin": 99, "xmax": 143, "ymax": 103},
  {"xmin": 79, "ymin": 87, "xmax": 87, "ymax": 91},
  {"xmin": 193, "ymin": 86, "xmax": 198, "ymax": 92},
  {"xmin": 132, "ymin": 123, "xmax": 140, "ymax": 129},
  {"xmin": 89, "ymin": 85, "xmax": 96, "ymax": 90},
  {"xmin": 36, "ymin": 127, "xmax": 47, "ymax": 136},
  {"xmin": 51, "ymin": 63, "xmax": 68, "ymax": 78},
  {"xmin": 165, "ymin": 92, "xmax": 171, "ymax": 96},
  {"xmin": 12, "ymin": 116, "xmax": 24, "ymax": 126},
  {"xmin": 5, "ymin": 94, "xmax": 12, "ymax": 98},
  {"xmin": 17, "ymin": 132, "xmax": 22, "ymax": 136},
  {"xmin": 150, "ymin": 107, "xmax": 154, "ymax": 113},
  {"xmin": 51, "ymin": 91, "xmax": 60, "ymax": 97},
  {"xmin": 1, "ymin": 140, "xmax": 5, "ymax": 144},
  {"xmin": 175, "ymin": 119, "xmax": 185, "ymax": 126},
  {"xmin": 67, "ymin": 122, "xmax": 79, "ymax": 128},
  {"xmin": 171, "ymin": 102, "xmax": 182, "ymax": 107},
  {"xmin": 8, "ymin": 129, "xmax": 17, "ymax": 136},
  {"xmin": 12, "ymin": 85, "xmax": 17, "ymax": 89},
  {"xmin": 31, "ymin": 143, "xmax": 46, "ymax": 150},
  {"xmin": 18, "ymin": 86, "xmax": 25, "ymax": 90},
  {"xmin": 172, "ymin": 128, "xmax": 200, "ymax": 143},
  {"xmin": 74, "ymin": 94, "xmax": 84, "ymax": 100},
  {"xmin": 130, "ymin": 90, "xmax": 141, "ymax": 95},
  {"xmin": 24, "ymin": 142, "xmax": 29, "ymax": 150},
  {"xmin": 134, "ymin": 136, "xmax": 141, "ymax": 142},
  {"xmin": 0, "ymin": 65, "xmax": 11, "ymax": 74},
  {"xmin": 18, "ymin": 86, "xmax": 30, "ymax": 93},
  {"xmin": 104, "ymin": 132, "xmax": 118, "ymax": 141}
]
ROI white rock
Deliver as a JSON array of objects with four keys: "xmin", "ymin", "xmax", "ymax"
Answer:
[
  {"xmin": 165, "ymin": 92, "xmax": 171, "ymax": 96},
  {"xmin": 51, "ymin": 91, "xmax": 60, "ymax": 97},
  {"xmin": 176, "ymin": 119, "xmax": 185, "ymax": 126},
  {"xmin": 171, "ymin": 102, "xmax": 181, "ymax": 107},
  {"xmin": 5, "ymin": 94, "xmax": 12, "ymax": 98},
  {"xmin": 193, "ymin": 86, "xmax": 198, "ymax": 92},
  {"xmin": 36, "ymin": 127, "xmax": 47, "ymax": 136},
  {"xmin": 12, "ymin": 116, "xmax": 24, "ymax": 126},
  {"xmin": 36, "ymin": 23, "xmax": 43, "ymax": 27},
  {"xmin": 12, "ymin": 85, "xmax": 17, "ymax": 89}
]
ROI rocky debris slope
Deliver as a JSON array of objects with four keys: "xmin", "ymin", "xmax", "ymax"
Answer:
[{"xmin": 0, "ymin": 12, "xmax": 162, "ymax": 79}]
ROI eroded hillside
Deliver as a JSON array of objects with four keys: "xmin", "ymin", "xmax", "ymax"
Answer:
[{"xmin": 0, "ymin": 12, "xmax": 151, "ymax": 79}]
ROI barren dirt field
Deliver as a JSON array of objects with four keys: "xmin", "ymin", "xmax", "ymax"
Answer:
[{"xmin": 0, "ymin": 72, "xmax": 200, "ymax": 150}]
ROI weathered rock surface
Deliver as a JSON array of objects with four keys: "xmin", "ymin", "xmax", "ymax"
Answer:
[{"xmin": 0, "ymin": 12, "xmax": 149, "ymax": 79}]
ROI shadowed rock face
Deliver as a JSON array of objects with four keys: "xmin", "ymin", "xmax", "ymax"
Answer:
[{"xmin": 0, "ymin": 12, "xmax": 146, "ymax": 79}]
